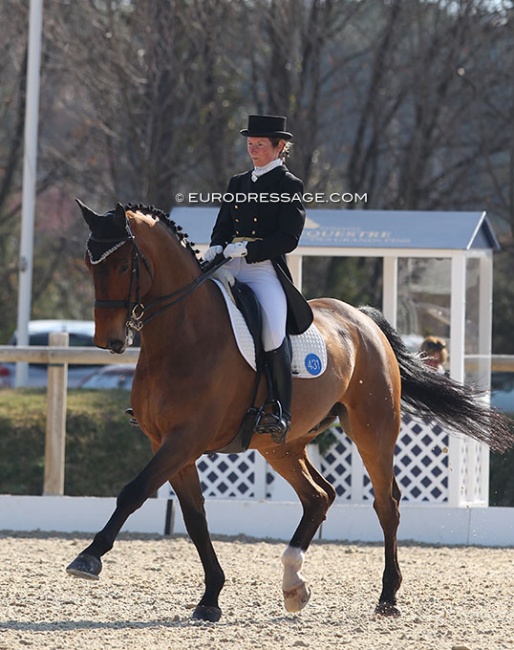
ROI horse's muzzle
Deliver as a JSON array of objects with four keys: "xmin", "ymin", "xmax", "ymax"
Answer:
[{"xmin": 107, "ymin": 338, "xmax": 126, "ymax": 354}]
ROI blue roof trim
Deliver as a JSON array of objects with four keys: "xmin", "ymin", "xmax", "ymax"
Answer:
[{"xmin": 170, "ymin": 207, "xmax": 500, "ymax": 251}]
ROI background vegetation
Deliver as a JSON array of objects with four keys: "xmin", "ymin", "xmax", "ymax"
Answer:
[
  {"xmin": 0, "ymin": 390, "xmax": 152, "ymax": 497},
  {"xmin": 1, "ymin": 0, "xmax": 513, "ymax": 346}
]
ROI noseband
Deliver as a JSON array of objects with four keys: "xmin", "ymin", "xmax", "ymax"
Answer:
[{"xmin": 89, "ymin": 226, "xmax": 227, "ymax": 343}]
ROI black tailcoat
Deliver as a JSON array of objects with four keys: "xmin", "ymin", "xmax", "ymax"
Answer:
[{"xmin": 210, "ymin": 165, "xmax": 313, "ymax": 335}]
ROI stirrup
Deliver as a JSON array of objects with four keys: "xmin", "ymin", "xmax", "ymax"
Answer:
[{"xmin": 254, "ymin": 402, "xmax": 290, "ymax": 444}]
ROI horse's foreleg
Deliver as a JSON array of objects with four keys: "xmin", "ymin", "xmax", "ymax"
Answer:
[
  {"xmin": 169, "ymin": 464, "xmax": 225, "ymax": 622},
  {"xmin": 66, "ymin": 440, "xmax": 178, "ymax": 581},
  {"xmin": 263, "ymin": 444, "xmax": 335, "ymax": 613}
]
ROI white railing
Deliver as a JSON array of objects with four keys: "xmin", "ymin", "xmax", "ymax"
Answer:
[{"xmin": 0, "ymin": 343, "xmax": 139, "ymax": 365}]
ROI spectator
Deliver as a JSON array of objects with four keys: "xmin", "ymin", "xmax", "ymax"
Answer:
[{"xmin": 420, "ymin": 336, "xmax": 448, "ymax": 375}]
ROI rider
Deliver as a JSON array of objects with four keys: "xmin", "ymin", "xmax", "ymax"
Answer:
[{"xmin": 204, "ymin": 114, "xmax": 313, "ymax": 443}]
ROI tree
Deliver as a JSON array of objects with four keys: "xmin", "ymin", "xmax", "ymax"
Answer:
[
  {"xmin": 0, "ymin": 1, "xmax": 28, "ymax": 341},
  {"xmin": 47, "ymin": 0, "xmax": 245, "ymax": 208},
  {"xmin": 1, "ymin": 0, "xmax": 513, "ymax": 351},
  {"xmin": 246, "ymin": 0, "xmax": 368, "ymax": 188}
]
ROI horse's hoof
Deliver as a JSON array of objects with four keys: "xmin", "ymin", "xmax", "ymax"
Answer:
[
  {"xmin": 66, "ymin": 553, "xmax": 102, "ymax": 581},
  {"xmin": 192, "ymin": 605, "xmax": 222, "ymax": 622},
  {"xmin": 374, "ymin": 601, "xmax": 401, "ymax": 617},
  {"xmin": 283, "ymin": 583, "xmax": 311, "ymax": 612}
]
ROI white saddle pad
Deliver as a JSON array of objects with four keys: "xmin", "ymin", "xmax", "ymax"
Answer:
[{"xmin": 212, "ymin": 279, "xmax": 327, "ymax": 378}]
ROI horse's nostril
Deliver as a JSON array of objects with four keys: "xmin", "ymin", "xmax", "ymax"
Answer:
[{"xmin": 109, "ymin": 339, "xmax": 125, "ymax": 354}]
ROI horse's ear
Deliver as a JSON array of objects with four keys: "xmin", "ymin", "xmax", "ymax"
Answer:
[
  {"xmin": 76, "ymin": 198, "xmax": 100, "ymax": 227},
  {"xmin": 113, "ymin": 202, "xmax": 127, "ymax": 229},
  {"xmin": 114, "ymin": 203, "xmax": 126, "ymax": 221}
]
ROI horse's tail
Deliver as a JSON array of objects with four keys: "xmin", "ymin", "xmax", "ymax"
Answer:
[{"xmin": 359, "ymin": 305, "xmax": 514, "ymax": 453}]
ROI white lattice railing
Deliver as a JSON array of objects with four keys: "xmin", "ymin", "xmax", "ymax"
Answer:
[
  {"xmin": 319, "ymin": 417, "xmax": 451, "ymax": 503},
  {"xmin": 172, "ymin": 415, "xmax": 488, "ymax": 506}
]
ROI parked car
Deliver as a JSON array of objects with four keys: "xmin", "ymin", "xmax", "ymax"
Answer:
[
  {"xmin": 0, "ymin": 319, "xmax": 100, "ymax": 388},
  {"xmin": 8, "ymin": 319, "xmax": 96, "ymax": 348},
  {"xmin": 78, "ymin": 364, "xmax": 136, "ymax": 390}
]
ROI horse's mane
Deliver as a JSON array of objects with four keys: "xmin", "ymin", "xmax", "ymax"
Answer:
[{"xmin": 125, "ymin": 203, "xmax": 202, "ymax": 267}]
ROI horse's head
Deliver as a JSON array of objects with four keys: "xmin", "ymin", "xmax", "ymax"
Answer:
[{"xmin": 77, "ymin": 200, "xmax": 152, "ymax": 353}]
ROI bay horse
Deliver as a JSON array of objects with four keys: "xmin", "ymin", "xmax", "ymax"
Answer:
[{"xmin": 67, "ymin": 201, "xmax": 514, "ymax": 622}]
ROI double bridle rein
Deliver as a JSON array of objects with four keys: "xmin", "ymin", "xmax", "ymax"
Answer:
[{"xmin": 89, "ymin": 226, "xmax": 228, "ymax": 342}]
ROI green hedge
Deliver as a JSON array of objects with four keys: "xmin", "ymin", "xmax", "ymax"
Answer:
[
  {"xmin": 0, "ymin": 389, "xmax": 152, "ymax": 497},
  {"xmin": 0, "ymin": 389, "xmax": 513, "ymax": 505},
  {"xmin": 489, "ymin": 446, "xmax": 514, "ymax": 507}
]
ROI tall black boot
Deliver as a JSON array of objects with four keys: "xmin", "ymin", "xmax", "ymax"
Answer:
[{"xmin": 255, "ymin": 338, "xmax": 292, "ymax": 444}]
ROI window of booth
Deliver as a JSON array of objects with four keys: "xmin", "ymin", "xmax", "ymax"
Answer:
[{"xmin": 396, "ymin": 257, "xmax": 451, "ymax": 363}]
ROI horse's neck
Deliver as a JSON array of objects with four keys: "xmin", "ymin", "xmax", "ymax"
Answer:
[
  {"xmin": 141, "ymin": 283, "xmax": 218, "ymax": 360},
  {"xmin": 139, "ymin": 222, "xmax": 217, "ymax": 352},
  {"xmin": 151, "ymin": 246, "xmax": 200, "ymax": 302},
  {"xmin": 133, "ymin": 216, "xmax": 192, "ymax": 291}
]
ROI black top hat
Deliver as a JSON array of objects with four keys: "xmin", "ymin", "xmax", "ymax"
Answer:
[{"xmin": 240, "ymin": 114, "xmax": 293, "ymax": 140}]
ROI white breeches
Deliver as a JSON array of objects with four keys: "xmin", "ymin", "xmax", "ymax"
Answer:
[{"xmin": 225, "ymin": 257, "xmax": 287, "ymax": 351}]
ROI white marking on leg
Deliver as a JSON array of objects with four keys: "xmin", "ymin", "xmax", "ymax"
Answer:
[
  {"xmin": 281, "ymin": 546, "xmax": 311, "ymax": 612},
  {"xmin": 281, "ymin": 546, "xmax": 305, "ymax": 591}
]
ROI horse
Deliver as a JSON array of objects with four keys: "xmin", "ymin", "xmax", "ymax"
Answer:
[{"xmin": 67, "ymin": 201, "xmax": 514, "ymax": 622}]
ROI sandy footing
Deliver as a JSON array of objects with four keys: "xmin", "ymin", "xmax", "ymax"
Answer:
[{"xmin": 1, "ymin": 532, "xmax": 513, "ymax": 650}]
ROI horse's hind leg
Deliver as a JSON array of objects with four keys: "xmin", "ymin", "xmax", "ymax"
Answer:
[
  {"xmin": 169, "ymin": 464, "xmax": 225, "ymax": 622},
  {"xmin": 354, "ymin": 436, "xmax": 402, "ymax": 617},
  {"xmin": 263, "ymin": 441, "xmax": 336, "ymax": 613}
]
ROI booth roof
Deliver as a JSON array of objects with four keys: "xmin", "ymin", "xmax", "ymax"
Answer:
[{"xmin": 169, "ymin": 207, "xmax": 499, "ymax": 251}]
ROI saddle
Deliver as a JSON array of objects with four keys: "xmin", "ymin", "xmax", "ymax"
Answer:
[
  {"xmin": 222, "ymin": 279, "xmax": 268, "ymax": 453},
  {"xmin": 229, "ymin": 279, "xmax": 265, "ymax": 374}
]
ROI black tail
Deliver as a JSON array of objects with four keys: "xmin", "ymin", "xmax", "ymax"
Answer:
[{"xmin": 360, "ymin": 306, "xmax": 514, "ymax": 454}]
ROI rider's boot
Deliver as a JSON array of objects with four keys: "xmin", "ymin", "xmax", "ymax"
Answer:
[{"xmin": 255, "ymin": 338, "xmax": 292, "ymax": 444}]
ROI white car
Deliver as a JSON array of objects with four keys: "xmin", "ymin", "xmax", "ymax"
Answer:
[
  {"xmin": 0, "ymin": 320, "xmax": 100, "ymax": 388},
  {"xmin": 78, "ymin": 364, "xmax": 136, "ymax": 390}
]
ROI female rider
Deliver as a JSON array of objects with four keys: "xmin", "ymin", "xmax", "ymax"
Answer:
[{"xmin": 204, "ymin": 114, "xmax": 312, "ymax": 443}]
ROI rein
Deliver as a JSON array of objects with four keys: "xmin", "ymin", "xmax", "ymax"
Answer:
[
  {"xmin": 134, "ymin": 255, "xmax": 229, "ymax": 329},
  {"xmin": 91, "ymin": 226, "xmax": 228, "ymax": 336}
]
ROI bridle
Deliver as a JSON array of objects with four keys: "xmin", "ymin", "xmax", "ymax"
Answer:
[{"xmin": 89, "ymin": 225, "xmax": 228, "ymax": 344}]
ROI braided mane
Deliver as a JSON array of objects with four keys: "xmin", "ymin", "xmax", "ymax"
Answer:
[{"xmin": 125, "ymin": 203, "xmax": 202, "ymax": 267}]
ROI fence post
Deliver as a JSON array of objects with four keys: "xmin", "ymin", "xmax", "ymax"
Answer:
[{"xmin": 43, "ymin": 331, "xmax": 69, "ymax": 495}]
